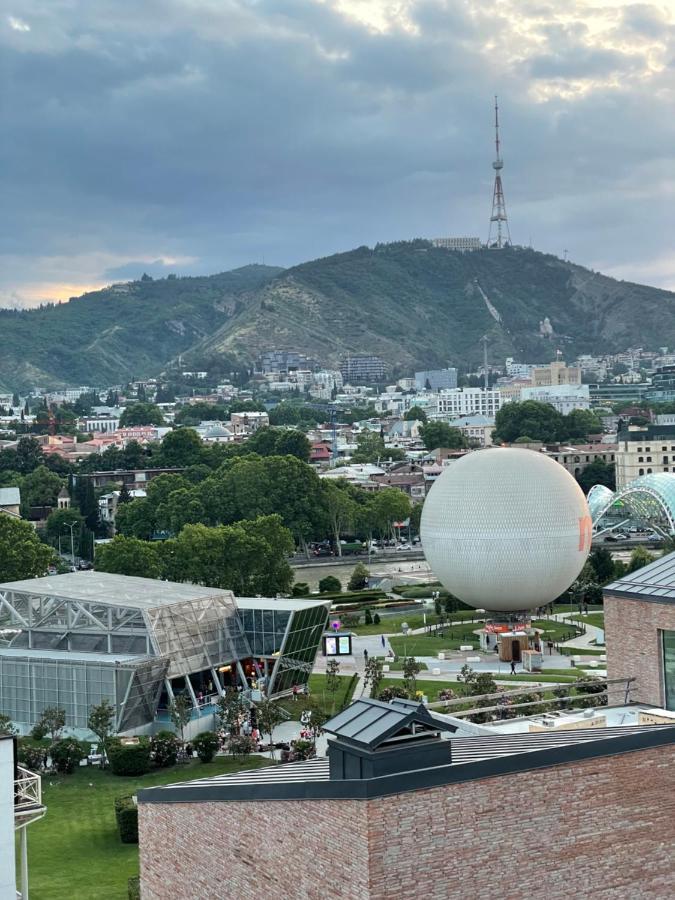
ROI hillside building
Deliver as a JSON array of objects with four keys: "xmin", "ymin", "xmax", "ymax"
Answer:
[
  {"xmin": 532, "ymin": 361, "xmax": 581, "ymax": 387},
  {"xmin": 431, "ymin": 236, "xmax": 481, "ymax": 251},
  {"xmin": 520, "ymin": 384, "xmax": 590, "ymax": 413},
  {"xmin": 340, "ymin": 356, "xmax": 386, "ymax": 384},
  {"xmin": 414, "ymin": 368, "xmax": 458, "ymax": 391},
  {"xmin": 435, "ymin": 387, "xmax": 503, "ymax": 419}
]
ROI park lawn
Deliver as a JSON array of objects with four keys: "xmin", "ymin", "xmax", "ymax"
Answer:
[
  {"xmin": 573, "ymin": 613, "xmax": 605, "ymax": 629},
  {"xmin": 559, "ymin": 645, "xmax": 605, "ymax": 656},
  {"xmin": 389, "ymin": 622, "xmax": 482, "ymax": 656},
  {"xmin": 375, "ymin": 658, "xmax": 429, "ymax": 672},
  {"xmin": 379, "ymin": 678, "xmax": 473, "ymax": 702},
  {"xmin": 530, "ymin": 619, "xmax": 581, "ymax": 641},
  {"xmin": 351, "ymin": 610, "xmax": 486, "ymax": 636},
  {"xmin": 275, "ymin": 673, "xmax": 357, "ymax": 719},
  {"xmin": 25, "ymin": 755, "xmax": 271, "ymax": 900}
]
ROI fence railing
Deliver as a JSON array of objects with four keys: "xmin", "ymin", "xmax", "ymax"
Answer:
[{"xmin": 14, "ymin": 766, "xmax": 42, "ymax": 814}]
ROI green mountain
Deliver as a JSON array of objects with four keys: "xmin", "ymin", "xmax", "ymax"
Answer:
[
  {"xmin": 0, "ymin": 265, "xmax": 282, "ymax": 391},
  {"xmin": 191, "ymin": 242, "xmax": 675, "ymax": 373},
  {"xmin": 3, "ymin": 242, "xmax": 675, "ymax": 390}
]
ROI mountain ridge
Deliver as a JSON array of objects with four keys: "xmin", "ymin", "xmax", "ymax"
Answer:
[{"xmin": 2, "ymin": 243, "xmax": 674, "ymax": 391}]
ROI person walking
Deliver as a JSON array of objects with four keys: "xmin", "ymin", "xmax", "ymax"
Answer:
[
  {"xmin": 510, "ymin": 659, "xmax": 517, "ymax": 675},
  {"xmin": 363, "ymin": 648, "xmax": 369, "ymax": 663}
]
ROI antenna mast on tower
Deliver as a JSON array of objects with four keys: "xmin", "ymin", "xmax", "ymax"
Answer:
[{"xmin": 487, "ymin": 96, "xmax": 511, "ymax": 249}]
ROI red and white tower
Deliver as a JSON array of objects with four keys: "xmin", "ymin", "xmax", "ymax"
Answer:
[{"xmin": 488, "ymin": 96, "xmax": 511, "ymax": 249}]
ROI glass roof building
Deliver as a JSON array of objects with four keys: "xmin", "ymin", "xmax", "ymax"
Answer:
[{"xmin": 0, "ymin": 573, "xmax": 329, "ymax": 735}]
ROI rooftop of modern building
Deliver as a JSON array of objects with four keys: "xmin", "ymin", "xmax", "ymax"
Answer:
[
  {"xmin": 236, "ymin": 596, "xmax": 331, "ymax": 612},
  {"xmin": 138, "ymin": 720, "xmax": 675, "ymax": 804},
  {"xmin": 0, "ymin": 486, "xmax": 20, "ymax": 506},
  {"xmin": 605, "ymin": 552, "xmax": 675, "ymax": 603},
  {"xmin": 617, "ymin": 424, "xmax": 675, "ymax": 440},
  {"xmin": 0, "ymin": 572, "xmax": 235, "ymax": 609},
  {"xmin": 0, "ymin": 646, "xmax": 148, "ymax": 665}
]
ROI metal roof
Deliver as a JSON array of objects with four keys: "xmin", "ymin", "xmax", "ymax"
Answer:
[
  {"xmin": 0, "ymin": 572, "xmax": 235, "ymax": 609},
  {"xmin": 0, "ymin": 487, "xmax": 20, "ymax": 506},
  {"xmin": 236, "ymin": 596, "xmax": 331, "ymax": 612},
  {"xmin": 605, "ymin": 551, "xmax": 675, "ymax": 603},
  {"xmin": 323, "ymin": 698, "xmax": 449, "ymax": 749}
]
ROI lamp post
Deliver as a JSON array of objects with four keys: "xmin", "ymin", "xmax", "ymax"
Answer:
[{"xmin": 64, "ymin": 522, "xmax": 77, "ymax": 568}]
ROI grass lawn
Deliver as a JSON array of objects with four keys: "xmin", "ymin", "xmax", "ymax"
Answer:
[
  {"xmin": 25, "ymin": 755, "xmax": 271, "ymax": 900},
  {"xmin": 389, "ymin": 622, "xmax": 483, "ymax": 656},
  {"xmin": 375, "ymin": 657, "xmax": 429, "ymax": 672},
  {"xmin": 493, "ymin": 673, "xmax": 581, "ymax": 684},
  {"xmin": 275, "ymin": 673, "xmax": 357, "ymax": 719},
  {"xmin": 572, "ymin": 613, "xmax": 605, "ymax": 629},
  {"xmin": 378, "ymin": 678, "xmax": 473, "ymax": 701},
  {"xmin": 559, "ymin": 645, "xmax": 606, "ymax": 657}
]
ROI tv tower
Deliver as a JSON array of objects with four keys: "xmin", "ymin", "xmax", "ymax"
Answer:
[{"xmin": 488, "ymin": 96, "xmax": 511, "ymax": 249}]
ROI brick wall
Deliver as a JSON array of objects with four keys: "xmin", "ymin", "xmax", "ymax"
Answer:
[
  {"xmin": 605, "ymin": 595, "xmax": 675, "ymax": 707},
  {"xmin": 139, "ymin": 797, "xmax": 370, "ymax": 900},
  {"xmin": 139, "ymin": 744, "xmax": 675, "ymax": 900},
  {"xmin": 367, "ymin": 744, "xmax": 675, "ymax": 900}
]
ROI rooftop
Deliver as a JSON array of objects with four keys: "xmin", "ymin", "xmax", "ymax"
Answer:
[
  {"xmin": 138, "ymin": 723, "xmax": 675, "ymax": 803},
  {"xmin": 605, "ymin": 551, "xmax": 675, "ymax": 603},
  {"xmin": 0, "ymin": 572, "xmax": 234, "ymax": 609},
  {"xmin": 0, "ymin": 487, "xmax": 20, "ymax": 506}
]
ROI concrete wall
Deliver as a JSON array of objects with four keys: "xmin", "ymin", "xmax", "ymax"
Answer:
[
  {"xmin": 139, "ymin": 744, "xmax": 675, "ymax": 900},
  {"xmin": 605, "ymin": 595, "xmax": 675, "ymax": 707}
]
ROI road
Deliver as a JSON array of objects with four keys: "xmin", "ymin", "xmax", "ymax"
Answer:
[{"xmin": 292, "ymin": 557, "xmax": 433, "ymax": 590}]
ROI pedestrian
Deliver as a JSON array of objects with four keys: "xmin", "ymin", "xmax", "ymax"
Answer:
[
  {"xmin": 510, "ymin": 659, "xmax": 517, "ymax": 675},
  {"xmin": 292, "ymin": 684, "xmax": 299, "ymax": 702},
  {"xmin": 364, "ymin": 648, "xmax": 369, "ymax": 663},
  {"xmin": 381, "ymin": 634, "xmax": 386, "ymax": 650}
]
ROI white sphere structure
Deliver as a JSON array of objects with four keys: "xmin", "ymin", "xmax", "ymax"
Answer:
[{"xmin": 421, "ymin": 448, "xmax": 592, "ymax": 612}]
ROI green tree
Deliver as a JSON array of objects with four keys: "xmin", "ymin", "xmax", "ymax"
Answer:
[
  {"xmin": 45, "ymin": 508, "xmax": 85, "ymax": 554},
  {"xmin": 322, "ymin": 480, "xmax": 356, "ymax": 556},
  {"xmin": 87, "ymin": 699, "xmax": 116, "ymax": 765},
  {"xmin": 15, "ymin": 437, "xmax": 44, "ymax": 474},
  {"xmin": 119, "ymin": 403, "xmax": 165, "ymax": 427},
  {"xmin": 348, "ymin": 562, "xmax": 370, "ymax": 591},
  {"xmin": 95, "ymin": 535, "xmax": 162, "ymax": 578},
  {"xmin": 216, "ymin": 689, "xmax": 245, "ymax": 737},
  {"xmin": 0, "ymin": 515, "xmax": 55, "ymax": 581},
  {"xmin": 169, "ymin": 694, "xmax": 193, "ymax": 748},
  {"xmin": 369, "ymin": 487, "xmax": 411, "ymax": 540},
  {"xmin": 158, "ymin": 428, "xmax": 204, "ymax": 467},
  {"xmin": 493, "ymin": 401, "xmax": 565, "ymax": 444},
  {"xmin": 193, "ymin": 731, "xmax": 219, "ymax": 763},
  {"xmin": 627, "ymin": 546, "xmax": 654, "ymax": 573},
  {"xmin": 351, "ymin": 432, "xmax": 404, "ymax": 463},
  {"xmin": 319, "ymin": 575, "xmax": 341, "ymax": 593},
  {"xmin": 325, "ymin": 659, "xmax": 341, "ymax": 714},
  {"xmin": 255, "ymin": 699, "xmax": 286, "ymax": 759},
  {"xmin": 21, "ymin": 465, "xmax": 63, "ymax": 509},
  {"xmin": 402, "ymin": 657, "xmax": 423, "ymax": 696},
  {"xmin": 75, "ymin": 477, "xmax": 100, "ymax": 532},
  {"xmin": 0, "ymin": 713, "xmax": 17, "ymax": 736},
  {"xmin": 419, "ymin": 421, "xmax": 467, "ymax": 450},
  {"xmin": 404, "ymin": 405, "xmax": 427, "ymax": 423},
  {"xmin": 174, "ymin": 402, "xmax": 229, "ymax": 425},
  {"xmin": 565, "ymin": 409, "xmax": 603, "ymax": 441},
  {"xmin": 33, "ymin": 706, "xmax": 66, "ymax": 743},
  {"xmin": 363, "ymin": 657, "xmax": 383, "ymax": 696},
  {"xmin": 576, "ymin": 460, "xmax": 616, "ymax": 494},
  {"xmin": 588, "ymin": 547, "xmax": 615, "ymax": 585}
]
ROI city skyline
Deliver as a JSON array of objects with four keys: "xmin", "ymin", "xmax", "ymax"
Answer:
[{"xmin": 2, "ymin": 0, "xmax": 675, "ymax": 307}]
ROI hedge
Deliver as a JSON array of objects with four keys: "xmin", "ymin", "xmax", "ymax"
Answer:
[
  {"xmin": 108, "ymin": 738, "xmax": 151, "ymax": 776},
  {"xmin": 128, "ymin": 877, "xmax": 140, "ymax": 900},
  {"xmin": 114, "ymin": 795, "xmax": 138, "ymax": 844}
]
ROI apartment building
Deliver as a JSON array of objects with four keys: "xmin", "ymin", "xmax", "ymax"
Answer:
[{"xmin": 435, "ymin": 388, "xmax": 503, "ymax": 419}]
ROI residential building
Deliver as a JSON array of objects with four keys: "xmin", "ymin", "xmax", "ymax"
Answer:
[
  {"xmin": 505, "ymin": 358, "xmax": 536, "ymax": 379},
  {"xmin": 645, "ymin": 366, "xmax": 675, "ymax": 404},
  {"xmin": 79, "ymin": 467, "xmax": 185, "ymax": 492},
  {"xmin": 309, "ymin": 441, "xmax": 332, "ymax": 466},
  {"xmin": 229, "ymin": 411, "xmax": 269, "ymax": 435},
  {"xmin": 340, "ymin": 356, "xmax": 386, "ymax": 384},
  {"xmin": 615, "ymin": 424, "xmax": 675, "ymax": 488},
  {"xmin": 431, "ymin": 236, "xmax": 481, "ymax": 251},
  {"xmin": 589, "ymin": 383, "xmax": 650, "ymax": 404},
  {"xmin": 99, "ymin": 488, "xmax": 147, "ymax": 527},
  {"xmin": 258, "ymin": 350, "xmax": 315, "ymax": 374},
  {"xmin": 0, "ymin": 487, "xmax": 20, "ymax": 518},
  {"xmin": 80, "ymin": 414, "xmax": 121, "ymax": 434},
  {"xmin": 370, "ymin": 465, "xmax": 426, "ymax": 500},
  {"xmin": 520, "ymin": 384, "xmax": 591, "ymax": 413},
  {"xmin": 497, "ymin": 379, "xmax": 532, "ymax": 403},
  {"xmin": 448, "ymin": 415, "xmax": 495, "ymax": 447},
  {"xmin": 414, "ymin": 368, "xmax": 458, "ymax": 391},
  {"xmin": 137, "ymin": 696, "xmax": 675, "ymax": 899},
  {"xmin": 435, "ymin": 388, "xmax": 503, "ymax": 419},
  {"xmin": 0, "ymin": 573, "xmax": 329, "ymax": 736},
  {"xmin": 532, "ymin": 361, "xmax": 581, "ymax": 387}
]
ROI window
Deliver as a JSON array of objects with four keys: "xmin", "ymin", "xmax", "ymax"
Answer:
[
  {"xmin": 638, "ymin": 457, "xmax": 644, "ymax": 463},
  {"xmin": 663, "ymin": 447, "xmax": 668, "ymax": 452},
  {"xmin": 647, "ymin": 468, "xmax": 652, "ymax": 474},
  {"xmin": 664, "ymin": 457, "xmax": 669, "ymax": 465},
  {"xmin": 663, "ymin": 631, "xmax": 675, "ymax": 711},
  {"xmin": 639, "ymin": 468, "xmax": 644, "ymax": 476},
  {"xmin": 647, "ymin": 457, "xmax": 652, "ymax": 462}
]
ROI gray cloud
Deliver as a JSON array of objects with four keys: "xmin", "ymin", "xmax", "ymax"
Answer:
[{"xmin": 1, "ymin": 0, "xmax": 674, "ymax": 307}]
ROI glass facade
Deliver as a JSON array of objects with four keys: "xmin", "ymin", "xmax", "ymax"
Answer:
[
  {"xmin": 663, "ymin": 630, "xmax": 675, "ymax": 712},
  {"xmin": 270, "ymin": 604, "xmax": 329, "ymax": 694},
  {"xmin": 239, "ymin": 608, "xmax": 291, "ymax": 656}
]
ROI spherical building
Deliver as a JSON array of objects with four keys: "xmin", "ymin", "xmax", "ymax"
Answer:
[{"xmin": 421, "ymin": 448, "xmax": 591, "ymax": 612}]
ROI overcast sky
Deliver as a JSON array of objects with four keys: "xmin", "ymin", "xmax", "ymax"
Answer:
[{"xmin": 2, "ymin": 0, "xmax": 674, "ymax": 307}]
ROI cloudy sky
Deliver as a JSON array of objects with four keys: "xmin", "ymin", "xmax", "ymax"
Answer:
[{"xmin": 2, "ymin": 0, "xmax": 675, "ymax": 307}]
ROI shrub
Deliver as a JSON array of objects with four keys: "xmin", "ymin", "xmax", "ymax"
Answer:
[
  {"xmin": 193, "ymin": 731, "xmax": 219, "ymax": 763},
  {"xmin": 128, "ymin": 876, "xmax": 140, "ymax": 900},
  {"xmin": 319, "ymin": 575, "xmax": 342, "ymax": 593},
  {"xmin": 364, "ymin": 608, "xmax": 373, "ymax": 625},
  {"xmin": 377, "ymin": 686, "xmax": 409, "ymax": 702},
  {"xmin": 291, "ymin": 739, "xmax": 315, "ymax": 761},
  {"xmin": 150, "ymin": 731, "xmax": 178, "ymax": 768},
  {"xmin": 348, "ymin": 563, "xmax": 370, "ymax": 591},
  {"xmin": 30, "ymin": 721, "xmax": 48, "ymax": 741},
  {"xmin": 17, "ymin": 743, "xmax": 47, "ymax": 772},
  {"xmin": 50, "ymin": 738, "xmax": 87, "ymax": 774},
  {"xmin": 228, "ymin": 735, "xmax": 256, "ymax": 758},
  {"xmin": 291, "ymin": 582, "xmax": 309, "ymax": 597},
  {"xmin": 114, "ymin": 795, "xmax": 138, "ymax": 844},
  {"xmin": 373, "ymin": 613, "xmax": 381, "ymax": 625},
  {"xmin": 107, "ymin": 738, "xmax": 151, "ymax": 776}
]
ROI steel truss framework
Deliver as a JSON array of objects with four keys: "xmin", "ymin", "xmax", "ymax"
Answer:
[
  {"xmin": 0, "ymin": 584, "xmax": 329, "ymax": 730},
  {"xmin": 589, "ymin": 473, "xmax": 675, "ymax": 535}
]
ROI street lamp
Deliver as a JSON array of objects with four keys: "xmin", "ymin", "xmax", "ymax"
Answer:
[{"xmin": 63, "ymin": 522, "xmax": 77, "ymax": 569}]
